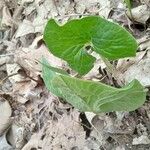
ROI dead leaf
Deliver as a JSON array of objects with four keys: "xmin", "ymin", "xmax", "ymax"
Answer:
[
  {"xmin": 127, "ymin": 4, "xmax": 150, "ymax": 23},
  {"xmin": 0, "ymin": 56, "xmax": 11, "ymax": 66},
  {"xmin": 75, "ymin": 0, "xmax": 112, "ymax": 18},
  {"xmin": 6, "ymin": 63, "xmax": 25, "ymax": 84},
  {"xmin": 21, "ymin": 0, "xmax": 34, "ymax": 5},
  {"xmin": 0, "ymin": 133, "xmax": 13, "ymax": 150},
  {"xmin": 12, "ymin": 81, "xmax": 37, "ymax": 103},
  {"xmin": 140, "ymin": 0, "xmax": 150, "ymax": 7},
  {"xmin": 98, "ymin": 0, "xmax": 112, "ymax": 18},
  {"xmin": 117, "ymin": 51, "xmax": 150, "ymax": 86},
  {"xmin": 15, "ymin": 20, "xmax": 34, "ymax": 38},
  {"xmin": 7, "ymin": 124, "xmax": 26, "ymax": 149},
  {"xmin": 22, "ymin": 133, "xmax": 42, "ymax": 150},
  {"xmin": 132, "ymin": 135, "xmax": 150, "ymax": 145},
  {"xmin": 22, "ymin": 110, "xmax": 88, "ymax": 150},
  {"xmin": 85, "ymin": 112, "xmax": 96, "ymax": 124},
  {"xmin": 16, "ymin": 43, "xmax": 65, "ymax": 77},
  {"xmin": 138, "ymin": 35, "xmax": 150, "ymax": 51},
  {"xmin": 84, "ymin": 52, "xmax": 105, "ymax": 80},
  {"xmin": 0, "ymin": 99, "xmax": 12, "ymax": 136},
  {"xmin": 1, "ymin": 6, "xmax": 15, "ymax": 28}
]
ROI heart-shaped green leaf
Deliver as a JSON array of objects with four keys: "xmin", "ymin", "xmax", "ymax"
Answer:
[
  {"xmin": 44, "ymin": 16, "xmax": 137, "ymax": 75},
  {"xmin": 42, "ymin": 58, "xmax": 146, "ymax": 114}
]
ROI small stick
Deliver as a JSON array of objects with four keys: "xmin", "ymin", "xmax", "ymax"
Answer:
[{"xmin": 0, "ymin": 73, "xmax": 18, "ymax": 85}]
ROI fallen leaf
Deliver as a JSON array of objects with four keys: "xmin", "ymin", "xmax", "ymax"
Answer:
[
  {"xmin": 138, "ymin": 35, "xmax": 150, "ymax": 51},
  {"xmin": 0, "ymin": 99, "xmax": 12, "ymax": 136},
  {"xmin": 0, "ymin": 133, "xmax": 13, "ymax": 150},
  {"xmin": 6, "ymin": 63, "xmax": 25, "ymax": 84},
  {"xmin": 7, "ymin": 124, "xmax": 26, "ymax": 149},
  {"xmin": 75, "ymin": 0, "xmax": 112, "ymax": 18},
  {"xmin": 98, "ymin": 0, "xmax": 112, "ymax": 18},
  {"xmin": 127, "ymin": 4, "xmax": 150, "ymax": 23},
  {"xmin": 1, "ymin": 6, "xmax": 15, "ymax": 28},
  {"xmin": 15, "ymin": 20, "xmax": 34, "ymax": 38},
  {"xmin": 16, "ymin": 43, "xmax": 65, "ymax": 77},
  {"xmin": 85, "ymin": 112, "xmax": 96, "ymax": 124},
  {"xmin": 117, "ymin": 51, "xmax": 150, "ymax": 86},
  {"xmin": 132, "ymin": 135, "xmax": 150, "ymax": 145},
  {"xmin": 12, "ymin": 81, "xmax": 37, "ymax": 104}
]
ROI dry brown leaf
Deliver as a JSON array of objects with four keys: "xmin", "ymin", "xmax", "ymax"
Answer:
[
  {"xmin": 7, "ymin": 124, "xmax": 26, "ymax": 149},
  {"xmin": 138, "ymin": 35, "xmax": 150, "ymax": 51},
  {"xmin": 21, "ymin": 0, "xmax": 34, "ymax": 5},
  {"xmin": 84, "ymin": 52, "xmax": 106, "ymax": 80},
  {"xmin": 32, "ymin": 0, "xmax": 52, "ymax": 33},
  {"xmin": 127, "ymin": 4, "xmax": 150, "ymax": 23},
  {"xmin": 17, "ymin": 0, "xmax": 59, "ymax": 37},
  {"xmin": 98, "ymin": 0, "xmax": 112, "ymax": 18},
  {"xmin": 22, "ymin": 134, "xmax": 43, "ymax": 150},
  {"xmin": 0, "ymin": 133, "xmax": 13, "ymax": 150},
  {"xmin": 117, "ymin": 51, "xmax": 150, "ymax": 86},
  {"xmin": 1, "ymin": 6, "xmax": 15, "ymax": 28},
  {"xmin": 0, "ymin": 99, "xmax": 12, "ymax": 136},
  {"xmin": 22, "ymin": 110, "xmax": 88, "ymax": 150},
  {"xmin": 75, "ymin": 0, "xmax": 112, "ymax": 17},
  {"xmin": 132, "ymin": 135, "xmax": 150, "ymax": 145},
  {"xmin": 15, "ymin": 20, "xmax": 34, "ymax": 38},
  {"xmin": 12, "ymin": 81, "xmax": 37, "ymax": 103},
  {"xmin": 85, "ymin": 112, "xmax": 96, "ymax": 124},
  {"xmin": 0, "ymin": 56, "xmax": 11, "ymax": 66},
  {"xmin": 6, "ymin": 63, "xmax": 25, "ymax": 84},
  {"xmin": 140, "ymin": 0, "xmax": 150, "ymax": 7},
  {"xmin": 16, "ymin": 43, "xmax": 65, "ymax": 77}
]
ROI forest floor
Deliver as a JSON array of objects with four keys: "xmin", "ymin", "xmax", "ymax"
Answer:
[{"xmin": 0, "ymin": 0, "xmax": 150, "ymax": 149}]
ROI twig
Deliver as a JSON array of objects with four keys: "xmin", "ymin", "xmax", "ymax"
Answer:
[
  {"xmin": 0, "ymin": 53, "xmax": 15, "ymax": 57},
  {"xmin": 0, "ymin": 73, "xmax": 18, "ymax": 85},
  {"xmin": 74, "ymin": 120, "xmax": 92, "ymax": 130}
]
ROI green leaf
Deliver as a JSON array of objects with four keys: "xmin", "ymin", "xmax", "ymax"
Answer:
[
  {"xmin": 44, "ymin": 16, "xmax": 138, "ymax": 75},
  {"xmin": 42, "ymin": 58, "xmax": 146, "ymax": 114}
]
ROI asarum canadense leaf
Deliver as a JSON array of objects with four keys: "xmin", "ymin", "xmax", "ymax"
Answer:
[
  {"xmin": 44, "ymin": 16, "xmax": 138, "ymax": 75},
  {"xmin": 42, "ymin": 58, "xmax": 146, "ymax": 114}
]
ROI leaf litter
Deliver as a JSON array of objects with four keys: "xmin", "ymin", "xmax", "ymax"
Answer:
[{"xmin": 0, "ymin": 0, "xmax": 150, "ymax": 149}]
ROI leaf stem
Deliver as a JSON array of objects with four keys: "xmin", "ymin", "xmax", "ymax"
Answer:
[
  {"xmin": 100, "ymin": 56, "xmax": 124, "ymax": 86},
  {"xmin": 100, "ymin": 56, "xmax": 116, "ymax": 74}
]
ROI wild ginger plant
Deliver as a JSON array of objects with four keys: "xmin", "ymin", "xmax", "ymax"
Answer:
[{"xmin": 42, "ymin": 16, "xmax": 146, "ymax": 114}]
